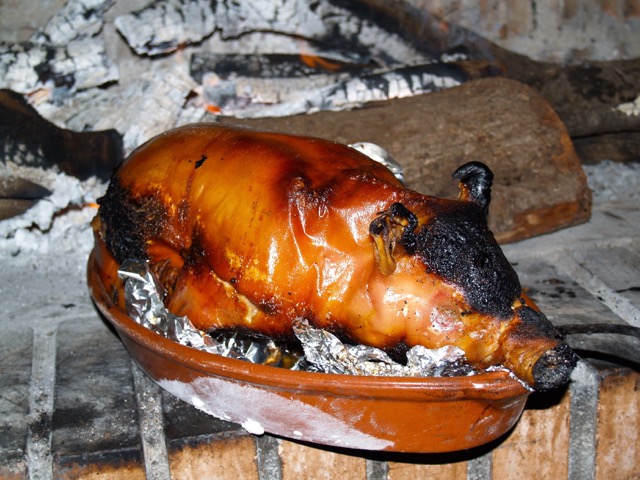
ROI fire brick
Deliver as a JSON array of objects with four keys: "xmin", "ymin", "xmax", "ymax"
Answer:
[
  {"xmin": 52, "ymin": 318, "xmax": 143, "ymax": 477},
  {"xmin": 168, "ymin": 434, "xmax": 259, "ymax": 480},
  {"xmin": 492, "ymin": 389, "xmax": 571, "ymax": 479},
  {"xmin": 387, "ymin": 459, "xmax": 467, "ymax": 479},
  {"xmin": 595, "ymin": 368, "xmax": 640, "ymax": 479},
  {"xmin": 0, "ymin": 328, "xmax": 31, "ymax": 479},
  {"xmin": 279, "ymin": 439, "xmax": 367, "ymax": 480}
]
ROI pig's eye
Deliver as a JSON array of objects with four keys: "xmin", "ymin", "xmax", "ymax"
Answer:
[{"xmin": 370, "ymin": 203, "xmax": 417, "ymax": 275}]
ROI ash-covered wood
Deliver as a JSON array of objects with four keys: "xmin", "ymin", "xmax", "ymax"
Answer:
[
  {"xmin": 226, "ymin": 77, "xmax": 591, "ymax": 243},
  {"xmin": 0, "ymin": 87, "xmax": 121, "ymax": 221},
  {"xmin": 0, "ymin": 89, "xmax": 123, "ymax": 180},
  {"xmin": 0, "ymin": 40, "xmax": 117, "ymax": 97},
  {"xmin": 510, "ymin": 59, "xmax": 640, "ymax": 139},
  {"xmin": 30, "ymin": 0, "xmax": 114, "ymax": 46},
  {"xmin": 0, "ymin": 177, "xmax": 51, "ymax": 200},
  {"xmin": 114, "ymin": 0, "xmax": 216, "ymax": 56},
  {"xmin": 114, "ymin": 0, "xmax": 431, "ymax": 67},
  {"xmin": 190, "ymin": 52, "xmax": 378, "ymax": 83},
  {"xmin": 0, "ymin": 0, "xmax": 117, "ymax": 99},
  {"xmin": 57, "ymin": 64, "xmax": 199, "ymax": 154},
  {"xmin": 199, "ymin": 62, "xmax": 474, "ymax": 118},
  {"xmin": 573, "ymin": 132, "xmax": 640, "ymax": 165}
]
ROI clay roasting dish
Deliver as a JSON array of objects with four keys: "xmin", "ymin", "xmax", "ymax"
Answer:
[
  {"xmin": 88, "ymin": 124, "xmax": 577, "ymax": 452},
  {"xmin": 88, "ymin": 250, "xmax": 530, "ymax": 452}
]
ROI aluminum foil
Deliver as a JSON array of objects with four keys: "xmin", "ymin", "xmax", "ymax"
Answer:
[
  {"xmin": 348, "ymin": 142, "xmax": 405, "ymax": 184},
  {"xmin": 118, "ymin": 259, "xmax": 289, "ymax": 365},
  {"xmin": 292, "ymin": 319, "xmax": 474, "ymax": 377},
  {"xmin": 118, "ymin": 259, "xmax": 476, "ymax": 377}
]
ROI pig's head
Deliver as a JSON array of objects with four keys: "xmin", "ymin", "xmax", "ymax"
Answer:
[{"xmin": 369, "ymin": 162, "xmax": 578, "ymax": 390}]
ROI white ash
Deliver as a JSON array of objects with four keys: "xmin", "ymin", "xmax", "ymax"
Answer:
[
  {"xmin": 31, "ymin": 0, "xmax": 114, "ymax": 46},
  {"xmin": 584, "ymin": 160, "xmax": 640, "ymax": 203},
  {"xmin": 0, "ymin": 0, "xmax": 118, "ymax": 101},
  {"xmin": 0, "ymin": 164, "xmax": 105, "ymax": 257},
  {"xmin": 197, "ymin": 30, "xmax": 318, "ymax": 58},
  {"xmin": 113, "ymin": 0, "xmax": 429, "ymax": 67},
  {"xmin": 41, "ymin": 62, "xmax": 199, "ymax": 154},
  {"xmin": 0, "ymin": 39, "xmax": 118, "ymax": 100},
  {"xmin": 114, "ymin": 0, "xmax": 216, "ymax": 56},
  {"xmin": 202, "ymin": 63, "xmax": 463, "ymax": 118},
  {"xmin": 616, "ymin": 95, "xmax": 640, "ymax": 117}
]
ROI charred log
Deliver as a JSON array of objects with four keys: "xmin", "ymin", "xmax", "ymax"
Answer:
[{"xmin": 0, "ymin": 89, "xmax": 123, "ymax": 181}]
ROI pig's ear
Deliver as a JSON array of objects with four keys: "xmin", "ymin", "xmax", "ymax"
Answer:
[
  {"xmin": 369, "ymin": 203, "xmax": 417, "ymax": 275},
  {"xmin": 452, "ymin": 162, "xmax": 493, "ymax": 216}
]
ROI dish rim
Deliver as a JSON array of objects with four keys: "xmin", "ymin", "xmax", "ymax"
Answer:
[{"xmin": 87, "ymin": 250, "xmax": 531, "ymax": 403}]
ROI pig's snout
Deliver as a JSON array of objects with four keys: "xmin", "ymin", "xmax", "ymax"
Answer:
[{"xmin": 503, "ymin": 306, "xmax": 579, "ymax": 390}]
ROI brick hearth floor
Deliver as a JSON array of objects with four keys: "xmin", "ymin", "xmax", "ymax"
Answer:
[{"xmin": 1, "ymin": 199, "xmax": 639, "ymax": 480}]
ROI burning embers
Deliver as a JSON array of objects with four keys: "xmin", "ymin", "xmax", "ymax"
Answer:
[
  {"xmin": 1, "ymin": 0, "xmax": 481, "ymax": 153},
  {"xmin": 192, "ymin": 53, "xmax": 468, "ymax": 118},
  {"xmin": 115, "ymin": 0, "xmax": 477, "ymax": 120}
]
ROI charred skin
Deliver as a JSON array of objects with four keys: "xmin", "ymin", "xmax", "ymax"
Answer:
[{"xmin": 93, "ymin": 124, "xmax": 577, "ymax": 390}]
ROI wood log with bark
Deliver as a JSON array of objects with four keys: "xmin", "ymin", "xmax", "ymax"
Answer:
[
  {"xmin": 227, "ymin": 77, "xmax": 591, "ymax": 243},
  {"xmin": 352, "ymin": 0, "xmax": 640, "ymax": 164}
]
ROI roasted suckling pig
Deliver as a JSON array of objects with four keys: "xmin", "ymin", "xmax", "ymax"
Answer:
[{"xmin": 92, "ymin": 124, "xmax": 577, "ymax": 390}]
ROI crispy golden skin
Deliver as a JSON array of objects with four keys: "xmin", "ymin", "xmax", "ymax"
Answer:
[{"xmin": 93, "ymin": 124, "xmax": 577, "ymax": 389}]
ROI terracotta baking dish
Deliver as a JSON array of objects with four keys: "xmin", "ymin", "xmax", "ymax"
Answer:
[{"xmin": 87, "ymin": 249, "xmax": 530, "ymax": 453}]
